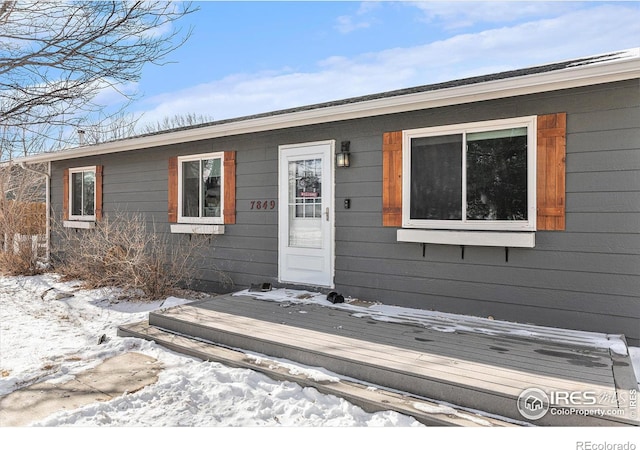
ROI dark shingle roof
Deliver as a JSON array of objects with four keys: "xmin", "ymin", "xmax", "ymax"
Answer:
[
  {"xmin": 13, "ymin": 48, "xmax": 638, "ymax": 164},
  {"xmin": 134, "ymin": 50, "xmax": 631, "ymax": 139}
]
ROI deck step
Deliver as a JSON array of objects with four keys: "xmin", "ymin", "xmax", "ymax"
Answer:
[
  {"xmin": 117, "ymin": 320, "xmax": 517, "ymax": 427},
  {"xmin": 120, "ymin": 294, "xmax": 639, "ymax": 426}
]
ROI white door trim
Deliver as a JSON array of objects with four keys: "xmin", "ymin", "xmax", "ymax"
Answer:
[{"xmin": 278, "ymin": 140, "xmax": 335, "ymax": 288}]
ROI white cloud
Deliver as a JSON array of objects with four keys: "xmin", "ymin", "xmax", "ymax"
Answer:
[
  {"xmin": 334, "ymin": 1, "xmax": 381, "ymax": 34},
  {"xmin": 92, "ymin": 80, "xmax": 139, "ymax": 108},
  {"xmin": 135, "ymin": 3, "xmax": 640, "ymax": 128},
  {"xmin": 411, "ymin": 1, "xmax": 579, "ymax": 29},
  {"xmin": 335, "ymin": 14, "xmax": 371, "ymax": 34}
]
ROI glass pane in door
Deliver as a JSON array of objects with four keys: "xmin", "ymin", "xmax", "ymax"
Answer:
[{"xmin": 288, "ymin": 158, "xmax": 322, "ymax": 248}]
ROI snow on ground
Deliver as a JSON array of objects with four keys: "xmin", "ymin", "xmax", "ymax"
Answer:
[
  {"xmin": 1, "ymin": 274, "xmax": 639, "ymax": 447},
  {"xmin": 0, "ymin": 274, "xmax": 422, "ymax": 427}
]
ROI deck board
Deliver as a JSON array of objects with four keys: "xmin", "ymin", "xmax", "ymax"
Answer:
[
  {"xmin": 158, "ymin": 304, "xmax": 614, "ymax": 395},
  {"xmin": 117, "ymin": 320, "xmax": 518, "ymax": 427},
  {"xmin": 192, "ymin": 296, "xmax": 616, "ymax": 383},
  {"xmin": 138, "ymin": 293, "xmax": 638, "ymax": 426}
]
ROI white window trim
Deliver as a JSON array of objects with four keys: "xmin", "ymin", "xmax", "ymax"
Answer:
[
  {"xmin": 397, "ymin": 229, "xmax": 535, "ymax": 248},
  {"xmin": 68, "ymin": 166, "xmax": 97, "ymax": 222},
  {"xmin": 177, "ymin": 152, "xmax": 224, "ymax": 225},
  {"xmin": 170, "ymin": 224, "xmax": 225, "ymax": 235},
  {"xmin": 402, "ymin": 116, "xmax": 537, "ymax": 232},
  {"xmin": 63, "ymin": 220, "xmax": 96, "ymax": 230}
]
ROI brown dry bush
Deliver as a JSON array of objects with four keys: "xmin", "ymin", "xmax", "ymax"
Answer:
[
  {"xmin": 53, "ymin": 212, "xmax": 212, "ymax": 300},
  {"xmin": 0, "ymin": 235, "xmax": 42, "ymax": 276},
  {"xmin": 0, "ymin": 164, "xmax": 47, "ymax": 276}
]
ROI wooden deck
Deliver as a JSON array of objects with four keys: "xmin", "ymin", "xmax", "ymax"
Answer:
[{"xmin": 118, "ymin": 291, "xmax": 639, "ymax": 426}]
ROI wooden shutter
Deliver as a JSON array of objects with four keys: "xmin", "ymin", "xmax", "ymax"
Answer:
[
  {"xmin": 95, "ymin": 165, "xmax": 103, "ymax": 221},
  {"xmin": 168, "ymin": 157, "xmax": 178, "ymax": 223},
  {"xmin": 537, "ymin": 113, "xmax": 566, "ymax": 231},
  {"xmin": 223, "ymin": 151, "xmax": 236, "ymax": 225},
  {"xmin": 382, "ymin": 131, "xmax": 403, "ymax": 227},
  {"xmin": 63, "ymin": 168, "xmax": 69, "ymax": 221}
]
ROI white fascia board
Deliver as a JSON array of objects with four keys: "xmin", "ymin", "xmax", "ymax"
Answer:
[{"xmin": 16, "ymin": 54, "xmax": 640, "ymax": 165}]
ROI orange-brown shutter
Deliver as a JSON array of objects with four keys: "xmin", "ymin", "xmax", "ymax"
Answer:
[
  {"xmin": 63, "ymin": 168, "xmax": 69, "ymax": 221},
  {"xmin": 62, "ymin": 169, "xmax": 69, "ymax": 220},
  {"xmin": 382, "ymin": 131, "xmax": 403, "ymax": 227},
  {"xmin": 168, "ymin": 157, "xmax": 178, "ymax": 223},
  {"xmin": 224, "ymin": 151, "xmax": 236, "ymax": 225},
  {"xmin": 537, "ymin": 113, "xmax": 566, "ymax": 231},
  {"xmin": 95, "ymin": 165, "xmax": 103, "ymax": 221}
]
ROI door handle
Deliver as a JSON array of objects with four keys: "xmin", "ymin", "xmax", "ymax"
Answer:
[{"xmin": 325, "ymin": 207, "xmax": 330, "ymax": 221}]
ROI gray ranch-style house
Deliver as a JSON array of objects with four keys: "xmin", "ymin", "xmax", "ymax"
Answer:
[{"xmin": 19, "ymin": 49, "xmax": 640, "ymax": 345}]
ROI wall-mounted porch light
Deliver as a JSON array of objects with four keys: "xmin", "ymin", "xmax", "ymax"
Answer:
[{"xmin": 336, "ymin": 141, "xmax": 350, "ymax": 167}]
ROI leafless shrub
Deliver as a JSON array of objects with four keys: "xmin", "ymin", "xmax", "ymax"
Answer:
[
  {"xmin": 53, "ymin": 212, "xmax": 217, "ymax": 300},
  {"xmin": 0, "ymin": 163, "xmax": 47, "ymax": 276},
  {"xmin": 0, "ymin": 236, "xmax": 43, "ymax": 276}
]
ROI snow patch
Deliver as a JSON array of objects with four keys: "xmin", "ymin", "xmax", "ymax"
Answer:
[
  {"xmin": 3, "ymin": 275, "xmax": 635, "ymax": 427},
  {"xmin": 413, "ymin": 402, "xmax": 457, "ymax": 415},
  {"xmin": 236, "ymin": 288, "xmax": 630, "ymax": 356},
  {"xmin": 0, "ymin": 274, "xmax": 423, "ymax": 426},
  {"xmin": 629, "ymin": 347, "xmax": 640, "ymax": 388}
]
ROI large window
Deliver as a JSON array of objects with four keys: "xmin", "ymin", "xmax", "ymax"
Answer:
[
  {"xmin": 178, "ymin": 152, "xmax": 224, "ymax": 224},
  {"xmin": 68, "ymin": 166, "xmax": 96, "ymax": 220},
  {"xmin": 403, "ymin": 117, "xmax": 536, "ymax": 231}
]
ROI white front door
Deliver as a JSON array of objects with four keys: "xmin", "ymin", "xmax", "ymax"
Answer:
[{"xmin": 278, "ymin": 141, "xmax": 335, "ymax": 288}]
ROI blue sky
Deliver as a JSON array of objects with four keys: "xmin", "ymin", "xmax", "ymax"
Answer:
[{"xmin": 122, "ymin": 1, "xmax": 640, "ymax": 128}]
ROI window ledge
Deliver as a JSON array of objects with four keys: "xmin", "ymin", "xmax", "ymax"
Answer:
[
  {"xmin": 170, "ymin": 224, "xmax": 225, "ymax": 235},
  {"xmin": 63, "ymin": 220, "xmax": 95, "ymax": 229},
  {"xmin": 397, "ymin": 229, "xmax": 535, "ymax": 248}
]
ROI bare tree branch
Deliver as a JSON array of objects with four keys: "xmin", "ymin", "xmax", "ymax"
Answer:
[
  {"xmin": 0, "ymin": 1, "xmax": 196, "ymax": 159},
  {"xmin": 138, "ymin": 112, "xmax": 215, "ymax": 135}
]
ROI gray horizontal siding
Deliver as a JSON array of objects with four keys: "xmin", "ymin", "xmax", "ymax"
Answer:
[
  {"xmin": 569, "ymin": 129, "xmax": 640, "ymax": 153},
  {"xmin": 569, "ymin": 149, "xmax": 640, "ymax": 172},
  {"xmin": 568, "ymin": 192, "xmax": 640, "ymax": 212},
  {"xmin": 570, "ymin": 106, "xmax": 639, "ymax": 133},
  {"xmin": 568, "ymin": 171, "xmax": 640, "ymax": 192},
  {"xmin": 49, "ymin": 79, "xmax": 640, "ymax": 344},
  {"xmin": 335, "ymin": 241, "xmax": 640, "ymax": 276},
  {"xmin": 535, "ymin": 232, "xmax": 640, "ymax": 254},
  {"xmin": 566, "ymin": 213, "xmax": 639, "ymax": 233},
  {"xmin": 336, "ymin": 256, "xmax": 640, "ymax": 298},
  {"xmin": 337, "ymin": 270, "xmax": 639, "ymax": 320}
]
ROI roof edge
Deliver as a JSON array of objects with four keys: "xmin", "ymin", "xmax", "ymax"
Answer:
[{"xmin": 15, "ymin": 48, "xmax": 640, "ymax": 164}]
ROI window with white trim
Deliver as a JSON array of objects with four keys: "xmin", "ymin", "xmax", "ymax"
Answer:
[
  {"xmin": 178, "ymin": 152, "xmax": 224, "ymax": 224},
  {"xmin": 403, "ymin": 117, "xmax": 536, "ymax": 231},
  {"xmin": 68, "ymin": 166, "xmax": 96, "ymax": 221}
]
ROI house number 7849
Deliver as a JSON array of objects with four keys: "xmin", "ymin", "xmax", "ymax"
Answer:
[{"xmin": 250, "ymin": 200, "xmax": 276, "ymax": 210}]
